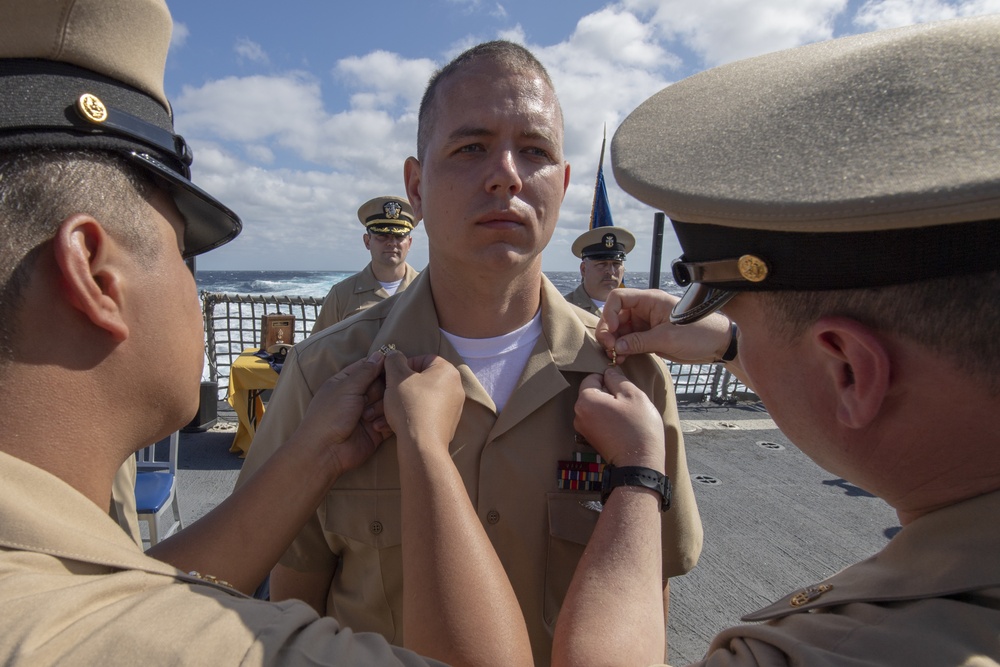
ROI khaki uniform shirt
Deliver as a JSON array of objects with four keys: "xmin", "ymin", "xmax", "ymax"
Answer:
[
  {"xmin": 686, "ymin": 489, "xmax": 1000, "ymax": 666},
  {"xmin": 0, "ymin": 450, "xmax": 444, "ymax": 667},
  {"xmin": 311, "ymin": 263, "xmax": 419, "ymax": 334},
  {"xmin": 239, "ymin": 272, "xmax": 703, "ymax": 664},
  {"xmin": 110, "ymin": 456, "xmax": 142, "ymax": 547},
  {"xmin": 564, "ymin": 283, "xmax": 600, "ymax": 316}
]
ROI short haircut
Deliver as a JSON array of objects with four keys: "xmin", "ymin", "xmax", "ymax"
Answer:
[
  {"xmin": 760, "ymin": 271, "xmax": 1000, "ymax": 394},
  {"xmin": 416, "ymin": 40, "xmax": 562, "ymax": 160},
  {"xmin": 0, "ymin": 150, "xmax": 156, "ymax": 363}
]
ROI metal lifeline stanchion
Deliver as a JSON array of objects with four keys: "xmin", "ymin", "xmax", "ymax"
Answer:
[{"xmin": 648, "ymin": 211, "xmax": 665, "ymax": 289}]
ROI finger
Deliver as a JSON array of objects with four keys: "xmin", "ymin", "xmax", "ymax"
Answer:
[
  {"xmin": 578, "ymin": 372, "xmax": 606, "ymax": 395},
  {"xmin": 363, "ymin": 397, "xmax": 385, "ymax": 422},
  {"xmin": 370, "ymin": 415, "xmax": 392, "ymax": 437},
  {"xmin": 615, "ymin": 331, "xmax": 651, "ymax": 356},
  {"xmin": 383, "ymin": 349, "xmax": 414, "ymax": 386},
  {"xmin": 601, "ymin": 365, "xmax": 639, "ymax": 396},
  {"xmin": 331, "ymin": 351, "xmax": 385, "ymax": 384},
  {"xmin": 406, "ymin": 353, "xmax": 438, "ymax": 373},
  {"xmin": 594, "ymin": 324, "xmax": 617, "ymax": 357},
  {"xmin": 600, "ymin": 291, "xmax": 624, "ymax": 333}
]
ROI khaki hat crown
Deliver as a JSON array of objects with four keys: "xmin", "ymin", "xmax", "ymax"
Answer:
[
  {"xmin": 358, "ymin": 196, "xmax": 417, "ymax": 235},
  {"xmin": 0, "ymin": 0, "xmax": 172, "ymax": 108},
  {"xmin": 571, "ymin": 226, "xmax": 636, "ymax": 260},
  {"xmin": 0, "ymin": 0, "xmax": 242, "ymax": 258},
  {"xmin": 612, "ymin": 15, "xmax": 1000, "ymax": 323},
  {"xmin": 613, "ymin": 14, "xmax": 1000, "ymax": 232}
]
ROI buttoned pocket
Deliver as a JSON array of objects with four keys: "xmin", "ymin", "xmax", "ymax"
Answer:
[
  {"xmin": 543, "ymin": 491, "xmax": 601, "ymax": 628},
  {"xmin": 320, "ymin": 489, "xmax": 403, "ymax": 643}
]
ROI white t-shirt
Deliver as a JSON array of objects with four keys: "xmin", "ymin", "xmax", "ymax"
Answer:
[
  {"xmin": 441, "ymin": 311, "xmax": 543, "ymax": 412},
  {"xmin": 379, "ymin": 278, "xmax": 404, "ymax": 296},
  {"xmin": 590, "ymin": 298, "xmax": 605, "ymax": 313}
]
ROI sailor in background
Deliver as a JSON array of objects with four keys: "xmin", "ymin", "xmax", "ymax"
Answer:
[
  {"xmin": 564, "ymin": 226, "xmax": 635, "ymax": 315},
  {"xmin": 312, "ymin": 195, "xmax": 420, "ymax": 333}
]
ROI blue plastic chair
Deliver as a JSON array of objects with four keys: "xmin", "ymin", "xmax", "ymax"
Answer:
[{"xmin": 135, "ymin": 432, "xmax": 183, "ymax": 547}]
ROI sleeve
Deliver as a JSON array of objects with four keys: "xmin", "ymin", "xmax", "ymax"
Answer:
[
  {"xmin": 233, "ymin": 349, "xmax": 338, "ymax": 574},
  {"xmin": 312, "ymin": 287, "xmax": 343, "ymax": 335},
  {"xmin": 625, "ymin": 354, "xmax": 704, "ymax": 578}
]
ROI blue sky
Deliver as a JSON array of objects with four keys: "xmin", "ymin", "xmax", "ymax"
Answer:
[{"xmin": 163, "ymin": 0, "xmax": 999, "ymax": 271}]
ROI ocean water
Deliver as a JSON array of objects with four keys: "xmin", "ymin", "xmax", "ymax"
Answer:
[
  {"xmin": 195, "ymin": 270, "xmax": 681, "ymax": 299},
  {"xmin": 195, "ymin": 270, "xmax": 736, "ymax": 401}
]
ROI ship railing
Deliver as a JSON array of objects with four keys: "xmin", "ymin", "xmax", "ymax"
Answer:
[{"xmin": 200, "ymin": 291, "xmax": 755, "ymax": 404}]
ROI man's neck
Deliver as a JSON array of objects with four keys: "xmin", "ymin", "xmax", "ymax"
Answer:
[
  {"xmin": 428, "ymin": 261, "xmax": 543, "ymax": 338},
  {"xmin": 371, "ymin": 261, "xmax": 407, "ymax": 283}
]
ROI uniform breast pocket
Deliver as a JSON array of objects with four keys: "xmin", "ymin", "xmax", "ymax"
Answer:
[
  {"xmin": 321, "ymin": 489, "xmax": 404, "ymax": 643},
  {"xmin": 543, "ymin": 491, "xmax": 601, "ymax": 628}
]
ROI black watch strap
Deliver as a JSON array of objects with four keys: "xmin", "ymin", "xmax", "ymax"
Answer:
[
  {"xmin": 600, "ymin": 465, "xmax": 671, "ymax": 511},
  {"xmin": 719, "ymin": 322, "xmax": 739, "ymax": 362}
]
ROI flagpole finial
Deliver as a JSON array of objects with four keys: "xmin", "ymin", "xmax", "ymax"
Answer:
[{"xmin": 590, "ymin": 128, "xmax": 613, "ymax": 230}]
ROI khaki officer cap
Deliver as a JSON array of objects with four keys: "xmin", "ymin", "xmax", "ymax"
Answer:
[
  {"xmin": 571, "ymin": 226, "xmax": 636, "ymax": 261},
  {"xmin": 358, "ymin": 196, "xmax": 417, "ymax": 236},
  {"xmin": 612, "ymin": 15, "xmax": 1000, "ymax": 324},
  {"xmin": 0, "ymin": 0, "xmax": 241, "ymax": 258}
]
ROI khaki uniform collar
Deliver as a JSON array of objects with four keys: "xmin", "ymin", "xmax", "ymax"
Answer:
[
  {"xmin": 356, "ymin": 262, "xmax": 418, "ymax": 297},
  {"xmin": 744, "ymin": 489, "xmax": 1000, "ymax": 621},
  {"xmin": 0, "ymin": 450, "xmax": 243, "ymax": 597},
  {"xmin": 366, "ymin": 271, "xmax": 609, "ymax": 425}
]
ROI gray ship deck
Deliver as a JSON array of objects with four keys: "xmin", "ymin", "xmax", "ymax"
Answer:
[{"xmin": 173, "ymin": 400, "xmax": 899, "ymax": 665}]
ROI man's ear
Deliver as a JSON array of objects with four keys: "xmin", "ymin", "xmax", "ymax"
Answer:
[
  {"xmin": 363, "ymin": 233, "xmax": 372, "ymax": 251},
  {"xmin": 403, "ymin": 156, "xmax": 423, "ymax": 221},
  {"xmin": 53, "ymin": 215, "xmax": 129, "ymax": 342},
  {"xmin": 809, "ymin": 316, "xmax": 890, "ymax": 430}
]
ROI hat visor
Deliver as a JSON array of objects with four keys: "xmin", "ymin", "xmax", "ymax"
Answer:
[
  {"xmin": 670, "ymin": 282, "xmax": 736, "ymax": 325},
  {"xmin": 366, "ymin": 223, "xmax": 411, "ymax": 236},
  {"xmin": 127, "ymin": 151, "xmax": 242, "ymax": 258}
]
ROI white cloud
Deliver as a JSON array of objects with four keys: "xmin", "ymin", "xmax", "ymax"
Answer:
[
  {"xmin": 525, "ymin": 9, "xmax": 680, "ymax": 255},
  {"xmin": 623, "ymin": 0, "xmax": 847, "ymax": 65},
  {"xmin": 170, "ymin": 22, "xmax": 189, "ymax": 50},
  {"xmin": 854, "ymin": 0, "xmax": 1000, "ymax": 28},
  {"xmin": 334, "ymin": 50, "xmax": 437, "ymax": 112},
  {"xmin": 235, "ymin": 37, "xmax": 270, "ymax": 65},
  {"xmin": 492, "ymin": 3, "xmax": 509, "ymax": 19}
]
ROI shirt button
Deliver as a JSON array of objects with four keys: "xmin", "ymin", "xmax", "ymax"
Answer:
[
  {"xmin": 486, "ymin": 509, "xmax": 500, "ymax": 524},
  {"xmin": 370, "ymin": 521, "xmax": 383, "ymax": 535}
]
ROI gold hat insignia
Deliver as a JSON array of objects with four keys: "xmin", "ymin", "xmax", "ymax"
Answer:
[
  {"xmin": 738, "ymin": 254, "xmax": 768, "ymax": 282},
  {"xmin": 76, "ymin": 93, "xmax": 108, "ymax": 124},
  {"xmin": 603, "ymin": 233, "xmax": 616, "ymax": 248}
]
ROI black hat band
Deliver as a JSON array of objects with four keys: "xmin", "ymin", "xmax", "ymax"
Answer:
[
  {"xmin": 0, "ymin": 59, "xmax": 190, "ymax": 179},
  {"xmin": 672, "ymin": 217, "xmax": 1000, "ymax": 292}
]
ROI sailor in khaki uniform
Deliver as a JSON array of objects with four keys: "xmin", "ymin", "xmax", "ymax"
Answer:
[
  {"xmin": 564, "ymin": 226, "xmax": 635, "ymax": 316},
  {"xmin": 553, "ymin": 15, "xmax": 1000, "ymax": 666},
  {"xmin": 312, "ymin": 196, "xmax": 420, "ymax": 333},
  {"xmin": 237, "ymin": 40, "xmax": 702, "ymax": 666},
  {"xmin": 0, "ymin": 1, "xmax": 536, "ymax": 664}
]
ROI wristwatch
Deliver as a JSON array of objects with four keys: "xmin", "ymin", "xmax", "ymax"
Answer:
[{"xmin": 600, "ymin": 465, "xmax": 671, "ymax": 511}]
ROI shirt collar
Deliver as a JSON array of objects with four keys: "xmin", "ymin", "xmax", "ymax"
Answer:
[{"xmin": 744, "ymin": 489, "xmax": 1000, "ymax": 621}]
